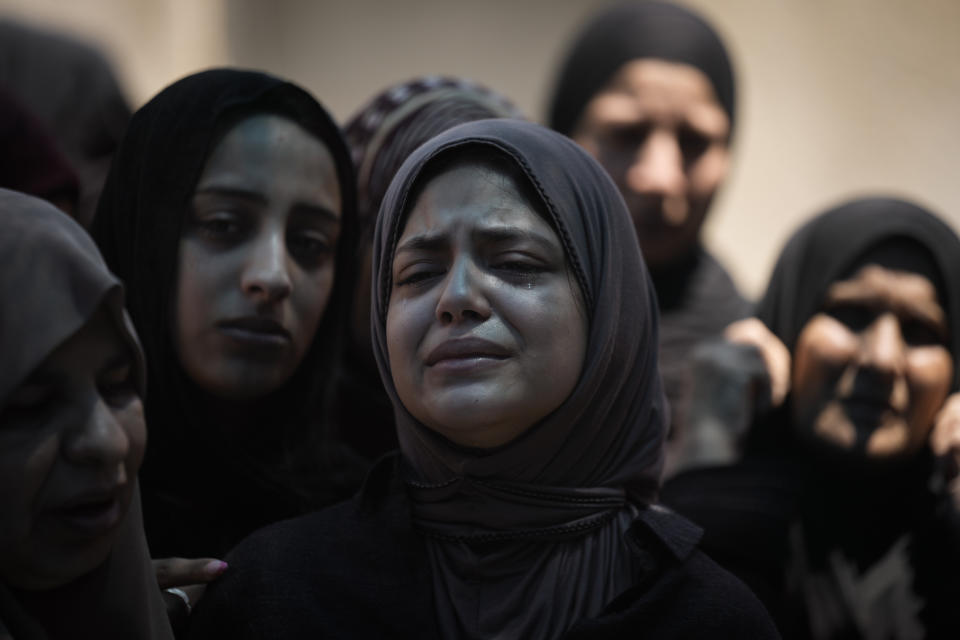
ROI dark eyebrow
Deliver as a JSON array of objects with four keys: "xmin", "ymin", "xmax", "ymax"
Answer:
[
  {"xmin": 394, "ymin": 232, "xmax": 449, "ymax": 255},
  {"xmin": 194, "ymin": 186, "xmax": 268, "ymax": 206},
  {"xmin": 291, "ymin": 203, "xmax": 341, "ymax": 225},
  {"xmin": 472, "ymin": 226, "xmax": 560, "ymax": 255}
]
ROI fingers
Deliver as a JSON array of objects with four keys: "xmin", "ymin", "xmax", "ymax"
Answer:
[
  {"xmin": 931, "ymin": 393, "xmax": 960, "ymax": 458},
  {"xmin": 724, "ymin": 318, "xmax": 792, "ymax": 408},
  {"xmin": 154, "ymin": 557, "xmax": 228, "ymax": 589}
]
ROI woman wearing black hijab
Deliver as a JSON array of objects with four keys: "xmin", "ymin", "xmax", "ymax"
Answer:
[
  {"xmin": 0, "ymin": 189, "xmax": 172, "ymax": 639},
  {"xmin": 663, "ymin": 198, "xmax": 960, "ymax": 638},
  {"xmin": 548, "ymin": 2, "xmax": 751, "ymax": 473},
  {"xmin": 91, "ymin": 69, "xmax": 364, "ymax": 561},
  {"xmin": 188, "ymin": 119, "xmax": 777, "ymax": 639}
]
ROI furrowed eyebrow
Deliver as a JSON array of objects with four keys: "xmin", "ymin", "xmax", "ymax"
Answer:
[
  {"xmin": 394, "ymin": 233, "xmax": 449, "ymax": 255},
  {"xmin": 472, "ymin": 226, "xmax": 558, "ymax": 253}
]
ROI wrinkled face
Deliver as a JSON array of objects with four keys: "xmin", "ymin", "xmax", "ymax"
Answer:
[
  {"xmin": 791, "ymin": 264, "xmax": 953, "ymax": 462},
  {"xmin": 386, "ymin": 161, "xmax": 588, "ymax": 448},
  {"xmin": 175, "ymin": 114, "xmax": 342, "ymax": 399},
  {"xmin": 573, "ymin": 59, "xmax": 730, "ymax": 268},
  {"xmin": 0, "ymin": 308, "xmax": 146, "ymax": 590}
]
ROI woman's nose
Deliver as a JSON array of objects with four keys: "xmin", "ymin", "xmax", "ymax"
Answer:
[
  {"xmin": 625, "ymin": 129, "xmax": 686, "ymax": 200},
  {"xmin": 859, "ymin": 312, "xmax": 907, "ymax": 377},
  {"xmin": 242, "ymin": 231, "xmax": 292, "ymax": 303},
  {"xmin": 435, "ymin": 257, "xmax": 491, "ymax": 324},
  {"xmin": 63, "ymin": 396, "xmax": 131, "ymax": 479}
]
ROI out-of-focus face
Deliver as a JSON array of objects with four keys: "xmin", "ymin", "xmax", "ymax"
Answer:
[
  {"xmin": 0, "ymin": 308, "xmax": 146, "ymax": 590},
  {"xmin": 386, "ymin": 161, "xmax": 587, "ymax": 448},
  {"xmin": 175, "ymin": 114, "xmax": 342, "ymax": 399},
  {"xmin": 572, "ymin": 59, "xmax": 730, "ymax": 268},
  {"xmin": 791, "ymin": 264, "xmax": 953, "ymax": 462}
]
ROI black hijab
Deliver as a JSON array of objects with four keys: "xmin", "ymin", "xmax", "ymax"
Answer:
[
  {"xmin": 371, "ymin": 119, "xmax": 666, "ymax": 638},
  {"xmin": 90, "ymin": 68, "xmax": 360, "ymax": 557},
  {"xmin": 547, "ymin": 1, "xmax": 736, "ymax": 138},
  {"xmin": 0, "ymin": 189, "xmax": 170, "ymax": 639}
]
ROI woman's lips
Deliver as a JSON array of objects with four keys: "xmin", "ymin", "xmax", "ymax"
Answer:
[
  {"xmin": 49, "ymin": 490, "xmax": 125, "ymax": 537},
  {"xmin": 425, "ymin": 337, "xmax": 510, "ymax": 374},
  {"xmin": 218, "ymin": 316, "xmax": 291, "ymax": 348}
]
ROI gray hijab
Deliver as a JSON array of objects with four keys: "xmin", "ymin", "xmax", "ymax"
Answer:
[
  {"xmin": 0, "ymin": 189, "xmax": 170, "ymax": 639},
  {"xmin": 371, "ymin": 120, "xmax": 666, "ymax": 638}
]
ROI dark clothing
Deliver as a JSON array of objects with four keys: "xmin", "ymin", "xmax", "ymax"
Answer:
[
  {"xmin": 0, "ymin": 19, "xmax": 131, "ymax": 226},
  {"xmin": 655, "ymin": 247, "xmax": 752, "ymax": 473},
  {"xmin": 0, "ymin": 87, "xmax": 79, "ymax": 212},
  {"xmin": 548, "ymin": 2, "xmax": 736, "ymax": 137},
  {"xmin": 189, "ymin": 454, "xmax": 779, "ymax": 639},
  {"xmin": 663, "ymin": 450, "xmax": 960, "ymax": 639}
]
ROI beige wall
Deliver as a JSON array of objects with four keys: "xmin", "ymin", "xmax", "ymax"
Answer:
[{"xmin": 3, "ymin": 0, "xmax": 959, "ymax": 298}]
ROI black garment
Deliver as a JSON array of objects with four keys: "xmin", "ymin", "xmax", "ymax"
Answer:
[
  {"xmin": 0, "ymin": 19, "xmax": 131, "ymax": 226},
  {"xmin": 655, "ymin": 248, "xmax": 753, "ymax": 474},
  {"xmin": 663, "ymin": 198, "xmax": 960, "ymax": 639},
  {"xmin": 188, "ymin": 454, "xmax": 779, "ymax": 640},
  {"xmin": 91, "ymin": 69, "xmax": 364, "ymax": 559},
  {"xmin": 547, "ymin": 2, "xmax": 736, "ymax": 137}
]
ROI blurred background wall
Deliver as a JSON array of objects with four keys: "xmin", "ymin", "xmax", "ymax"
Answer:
[{"xmin": 2, "ymin": 0, "xmax": 957, "ymax": 297}]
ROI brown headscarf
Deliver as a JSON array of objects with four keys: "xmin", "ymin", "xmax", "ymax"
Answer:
[
  {"xmin": 371, "ymin": 120, "xmax": 667, "ymax": 638},
  {"xmin": 0, "ymin": 189, "xmax": 171, "ymax": 639}
]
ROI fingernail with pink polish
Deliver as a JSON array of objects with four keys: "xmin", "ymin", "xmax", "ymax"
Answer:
[{"xmin": 204, "ymin": 560, "xmax": 228, "ymax": 576}]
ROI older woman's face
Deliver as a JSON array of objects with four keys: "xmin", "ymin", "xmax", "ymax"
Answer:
[
  {"xmin": 386, "ymin": 162, "xmax": 587, "ymax": 448},
  {"xmin": 791, "ymin": 264, "xmax": 953, "ymax": 461},
  {"xmin": 573, "ymin": 59, "xmax": 730, "ymax": 269},
  {"xmin": 0, "ymin": 308, "xmax": 145, "ymax": 590},
  {"xmin": 175, "ymin": 114, "xmax": 342, "ymax": 399}
]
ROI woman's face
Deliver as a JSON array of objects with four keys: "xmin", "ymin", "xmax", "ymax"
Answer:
[
  {"xmin": 791, "ymin": 264, "xmax": 953, "ymax": 461},
  {"xmin": 386, "ymin": 161, "xmax": 588, "ymax": 448},
  {"xmin": 175, "ymin": 114, "xmax": 342, "ymax": 399},
  {"xmin": 0, "ymin": 308, "xmax": 145, "ymax": 590},
  {"xmin": 573, "ymin": 59, "xmax": 730, "ymax": 268}
]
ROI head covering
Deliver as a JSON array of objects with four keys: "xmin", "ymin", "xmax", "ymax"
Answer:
[
  {"xmin": 337, "ymin": 76, "xmax": 523, "ymax": 459},
  {"xmin": 0, "ymin": 188, "xmax": 170, "ymax": 639},
  {"xmin": 346, "ymin": 76, "xmax": 524, "ymax": 233},
  {"xmin": 756, "ymin": 197, "xmax": 960, "ymax": 389},
  {"xmin": 547, "ymin": 1, "xmax": 736, "ymax": 137},
  {"xmin": 0, "ymin": 88, "xmax": 79, "ymax": 213},
  {"xmin": 371, "ymin": 119, "xmax": 666, "ymax": 638},
  {"xmin": 90, "ymin": 68, "xmax": 359, "ymax": 557},
  {"xmin": 0, "ymin": 19, "xmax": 132, "ymax": 227}
]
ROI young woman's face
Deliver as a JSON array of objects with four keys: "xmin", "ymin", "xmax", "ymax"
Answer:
[
  {"xmin": 573, "ymin": 59, "xmax": 730, "ymax": 268},
  {"xmin": 791, "ymin": 264, "xmax": 953, "ymax": 461},
  {"xmin": 0, "ymin": 308, "xmax": 145, "ymax": 590},
  {"xmin": 386, "ymin": 161, "xmax": 588, "ymax": 448},
  {"xmin": 175, "ymin": 114, "xmax": 342, "ymax": 399}
]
